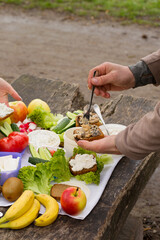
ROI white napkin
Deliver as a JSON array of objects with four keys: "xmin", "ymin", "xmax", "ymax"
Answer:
[{"xmin": 0, "ymin": 147, "xmax": 122, "ymax": 220}]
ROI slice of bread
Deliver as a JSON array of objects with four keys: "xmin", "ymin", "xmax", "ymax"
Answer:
[
  {"xmin": 0, "ymin": 103, "xmax": 14, "ymax": 121},
  {"xmin": 50, "ymin": 184, "xmax": 76, "ymax": 201},
  {"xmin": 69, "ymin": 154, "xmax": 97, "ymax": 176},
  {"xmin": 73, "ymin": 124, "xmax": 104, "ymax": 142},
  {"xmin": 69, "ymin": 163, "xmax": 97, "ymax": 176}
]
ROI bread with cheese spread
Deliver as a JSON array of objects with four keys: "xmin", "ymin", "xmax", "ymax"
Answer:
[
  {"xmin": 69, "ymin": 153, "xmax": 97, "ymax": 176},
  {"xmin": 0, "ymin": 103, "xmax": 14, "ymax": 121}
]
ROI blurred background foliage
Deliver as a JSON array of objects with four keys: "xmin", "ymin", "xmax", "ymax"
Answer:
[{"xmin": 0, "ymin": 0, "xmax": 160, "ymax": 26}]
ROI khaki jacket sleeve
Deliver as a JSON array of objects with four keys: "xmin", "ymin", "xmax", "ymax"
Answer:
[
  {"xmin": 115, "ymin": 102, "xmax": 160, "ymax": 160},
  {"xmin": 142, "ymin": 49, "xmax": 160, "ymax": 85}
]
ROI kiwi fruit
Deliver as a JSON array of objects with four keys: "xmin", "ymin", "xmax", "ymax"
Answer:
[{"xmin": 2, "ymin": 177, "xmax": 24, "ymax": 202}]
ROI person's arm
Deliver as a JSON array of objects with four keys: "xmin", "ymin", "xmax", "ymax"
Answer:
[
  {"xmin": 88, "ymin": 49, "xmax": 160, "ymax": 99},
  {"xmin": 78, "ymin": 101, "xmax": 160, "ymax": 160},
  {"xmin": 116, "ymin": 101, "xmax": 160, "ymax": 160},
  {"xmin": 142, "ymin": 49, "xmax": 160, "ymax": 85},
  {"xmin": 0, "ymin": 78, "xmax": 21, "ymax": 104},
  {"xmin": 129, "ymin": 49, "xmax": 160, "ymax": 88},
  {"xmin": 79, "ymin": 50, "xmax": 160, "ymax": 160}
]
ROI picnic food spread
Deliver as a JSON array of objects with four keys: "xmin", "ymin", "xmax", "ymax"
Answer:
[{"xmin": 0, "ymin": 98, "xmax": 121, "ymax": 229}]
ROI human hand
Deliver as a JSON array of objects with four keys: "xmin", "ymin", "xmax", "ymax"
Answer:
[
  {"xmin": 88, "ymin": 62, "xmax": 135, "ymax": 98},
  {"xmin": 0, "ymin": 78, "xmax": 21, "ymax": 105},
  {"xmin": 77, "ymin": 135, "xmax": 122, "ymax": 155}
]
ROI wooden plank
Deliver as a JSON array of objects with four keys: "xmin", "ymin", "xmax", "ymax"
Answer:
[{"xmin": 0, "ymin": 75, "xmax": 159, "ymax": 240}]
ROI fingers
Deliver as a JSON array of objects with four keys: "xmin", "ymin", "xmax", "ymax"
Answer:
[
  {"xmin": 77, "ymin": 138, "xmax": 108, "ymax": 153},
  {"xmin": 0, "ymin": 95, "xmax": 9, "ymax": 105},
  {"xmin": 8, "ymin": 85, "xmax": 22, "ymax": 101},
  {"xmin": 94, "ymin": 86, "xmax": 110, "ymax": 98},
  {"xmin": 77, "ymin": 135, "xmax": 121, "ymax": 155},
  {"xmin": 88, "ymin": 63, "xmax": 107, "ymax": 89},
  {"xmin": 0, "ymin": 78, "xmax": 22, "ymax": 102},
  {"xmin": 77, "ymin": 139, "xmax": 102, "ymax": 152}
]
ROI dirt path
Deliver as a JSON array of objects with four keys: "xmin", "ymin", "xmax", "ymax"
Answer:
[
  {"xmin": 0, "ymin": 7, "xmax": 160, "ymax": 238},
  {"xmin": 0, "ymin": 7, "xmax": 160, "ymax": 105}
]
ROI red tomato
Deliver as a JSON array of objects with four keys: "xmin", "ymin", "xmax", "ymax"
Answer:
[
  {"xmin": 0, "ymin": 132, "xmax": 29, "ymax": 152},
  {"xmin": 49, "ymin": 149, "xmax": 56, "ymax": 156}
]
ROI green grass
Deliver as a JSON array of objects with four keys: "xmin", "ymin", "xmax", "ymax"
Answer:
[{"xmin": 0, "ymin": 0, "xmax": 160, "ymax": 26}]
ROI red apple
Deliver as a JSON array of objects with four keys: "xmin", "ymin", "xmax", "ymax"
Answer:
[
  {"xmin": 60, "ymin": 187, "xmax": 87, "ymax": 215},
  {"xmin": 9, "ymin": 101, "xmax": 28, "ymax": 123}
]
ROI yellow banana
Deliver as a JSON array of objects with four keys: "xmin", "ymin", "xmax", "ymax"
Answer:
[
  {"xmin": 35, "ymin": 194, "xmax": 59, "ymax": 227},
  {"xmin": 0, "ymin": 190, "xmax": 34, "ymax": 224},
  {"xmin": 0, "ymin": 199, "xmax": 40, "ymax": 229}
]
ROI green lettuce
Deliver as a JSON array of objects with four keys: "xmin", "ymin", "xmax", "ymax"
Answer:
[
  {"xmin": 75, "ymin": 160, "xmax": 104, "ymax": 185},
  {"xmin": 72, "ymin": 147, "xmax": 104, "ymax": 185},
  {"xmin": 50, "ymin": 148, "xmax": 71, "ymax": 182},
  {"xmin": 98, "ymin": 154, "xmax": 113, "ymax": 164},
  {"xmin": 28, "ymin": 106, "xmax": 63, "ymax": 129},
  {"xmin": 18, "ymin": 149, "xmax": 71, "ymax": 194}
]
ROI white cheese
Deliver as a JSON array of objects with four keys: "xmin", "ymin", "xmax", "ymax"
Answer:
[
  {"xmin": 70, "ymin": 154, "xmax": 96, "ymax": 172},
  {"xmin": 0, "ymin": 103, "xmax": 14, "ymax": 118},
  {"xmin": 28, "ymin": 130, "xmax": 60, "ymax": 150},
  {"xmin": 0, "ymin": 155, "xmax": 19, "ymax": 171}
]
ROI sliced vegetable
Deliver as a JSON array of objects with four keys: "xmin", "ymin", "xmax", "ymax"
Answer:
[
  {"xmin": 44, "ymin": 148, "xmax": 53, "ymax": 159},
  {"xmin": 66, "ymin": 111, "xmax": 77, "ymax": 120},
  {"xmin": 0, "ymin": 122, "xmax": 13, "ymax": 136},
  {"xmin": 73, "ymin": 110, "xmax": 83, "ymax": 115},
  {"xmin": 29, "ymin": 144, "xmax": 52, "ymax": 161},
  {"xmin": 29, "ymin": 144, "xmax": 40, "ymax": 158},
  {"xmin": 4, "ymin": 122, "xmax": 13, "ymax": 134},
  {"xmin": 0, "ymin": 126, "xmax": 10, "ymax": 137},
  {"xmin": 0, "ymin": 122, "xmax": 20, "ymax": 137},
  {"xmin": 28, "ymin": 157, "xmax": 49, "ymax": 165},
  {"xmin": 58, "ymin": 119, "xmax": 75, "ymax": 134},
  {"xmin": 11, "ymin": 123, "xmax": 20, "ymax": 132},
  {"xmin": 51, "ymin": 117, "xmax": 70, "ymax": 133},
  {"xmin": 38, "ymin": 147, "xmax": 52, "ymax": 160}
]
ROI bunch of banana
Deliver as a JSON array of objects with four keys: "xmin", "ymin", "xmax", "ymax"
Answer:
[
  {"xmin": 35, "ymin": 194, "xmax": 59, "ymax": 227},
  {"xmin": 0, "ymin": 199, "xmax": 40, "ymax": 229},
  {"xmin": 0, "ymin": 190, "xmax": 35, "ymax": 225},
  {"xmin": 0, "ymin": 190, "xmax": 59, "ymax": 229}
]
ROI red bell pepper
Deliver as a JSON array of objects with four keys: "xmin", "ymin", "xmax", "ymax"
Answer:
[{"xmin": 0, "ymin": 132, "xmax": 29, "ymax": 152}]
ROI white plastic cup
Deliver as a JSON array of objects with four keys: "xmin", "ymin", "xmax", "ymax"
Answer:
[{"xmin": 64, "ymin": 127, "xmax": 81, "ymax": 158}]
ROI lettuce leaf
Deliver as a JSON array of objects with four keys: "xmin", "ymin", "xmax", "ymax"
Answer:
[
  {"xmin": 73, "ymin": 146, "xmax": 97, "ymax": 157},
  {"xmin": 18, "ymin": 149, "xmax": 71, "ymax": 194},
  {"xmin": 28, "ymin": 106, "xmax": 63, "ymax": 129},
  {"xmin": 75, "ymin": 160, "xmax": 104, "ymax": 185},
  {"xmin": 50, "ymin": 148, "xmax": 71, "ymax": 182},
  {"xmin": 98, "ymin": 154, "xmax": 113, "ymax": 165}
]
